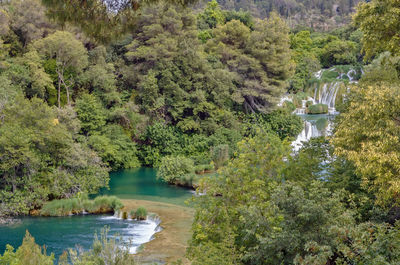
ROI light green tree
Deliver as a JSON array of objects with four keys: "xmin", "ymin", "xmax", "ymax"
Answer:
[
  {"xmin": 354, "ymin": 0, "xmax": 400, "ymax": 59},
  {"xmin": 33, "ymin": 31, "xmax": 88, "ymax": 107}
]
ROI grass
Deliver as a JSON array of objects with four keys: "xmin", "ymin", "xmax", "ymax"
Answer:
[{"xmin": 40, "ymin": 196, "xmax": 123, "ymax": 216}]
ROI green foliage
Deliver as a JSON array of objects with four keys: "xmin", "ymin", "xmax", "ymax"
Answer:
[
  {"xmin": 40, "ymin": 196, "xmax": 123, "ymax": 216},
  {"xmin": 354, "ymin": 0, "xmax": 400, "ymax": 59},
  {"xmin": 210, "ymin": 144, "xmax": 229, "ymax": 170},
  {"xmin": 333, "ymin": 82, "xmax": 400, "ymax": 205},
  {"xmin": 197, "ymin": 0, "xmax": 225, "ymax": 30},
  {"xmin": 88, "ymin": 125, "xmax": 140, "ymax": 170},
  {"xmin": 0, "ymin": 231, "xmax": 54, "ymax": 265},
  {"xmin": 361, "ymin": 52, "xmax": 400, "ymax": 83},
  {"xmin": 189, "ymin": 132, "xmax": 291, "ymax": 263},
  {"xmin": 0, "ymin": 95, "xmax": 108, "ymax": 215},
  {"xmin": 157, "ymin": 155, "xmax": 195, "ymax": 185},
  {"xmin": 125, "ymin": 4, "xmax": 236, "ymax": 132},
  {"xmin": 307, "ymin": 103, "xmax": 328, "ymax": 114},
  {"xmin": 243, "ymin": 110, "xmax": 304, "ymax": 140},
  {"xmin": 135, "ymin": 207, "xmax": 148, "ymax": 220},
  {"xmin": 33, "ymin": 31, "xmax": 88, "ymax": 107},
  {"xmin": 75, "ymin": 94, "xmax": 106, "ymax": 135},
  {"xmin": 206, "ymin": 13, "xmax": 294, "ymax": 112},
  {"xmin": 59, "ymin": 227, "xmax": 136, "ymax": 265},
  {"xmin": 319, "ymin": 39, "xmax": 358, "ymax": 67}
]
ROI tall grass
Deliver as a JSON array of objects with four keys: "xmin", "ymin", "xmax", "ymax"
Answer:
[{"xmin": 40, "ymin": 196, "xmax": 123, "ymax": 217}]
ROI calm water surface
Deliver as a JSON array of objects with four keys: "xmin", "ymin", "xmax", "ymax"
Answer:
[{"xmin": 0, "ymin": 168, "xmax": 193, "ymax": 259}]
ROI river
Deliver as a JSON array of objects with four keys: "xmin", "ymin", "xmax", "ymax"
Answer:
[{"xmin": 0, "ymin": 168, "xmax": 193, "ymax": 259}]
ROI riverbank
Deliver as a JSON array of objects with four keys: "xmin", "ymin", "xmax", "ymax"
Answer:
[{"xmin": 122, "ymin": 199, "xmax": 194, "ymax": 264}]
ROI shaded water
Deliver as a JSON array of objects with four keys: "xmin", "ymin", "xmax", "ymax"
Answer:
[
  {"xmin": 0, "ymin": 168, "xmax": 192, "ymax": 259},
  {"xmin": 99, "ymin": 167, "xmax": 193, "ymax": 206}
]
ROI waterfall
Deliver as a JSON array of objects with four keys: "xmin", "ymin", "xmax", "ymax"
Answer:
[
  {"xmin": 291, "ymin": 118, "xmax": 331, "ymax": 152},
  {"xmin": 316, "ymin": 82, "xmax": 340, "ymax": 114}
]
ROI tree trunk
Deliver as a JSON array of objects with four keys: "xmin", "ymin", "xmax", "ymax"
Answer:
[
  {"xmin": 59, "ymin": 74, "xmax": 71, "ymax": 106},
  {"xmin": 57, "ymin": 75, "xmax": 61, "ymax": 108}
]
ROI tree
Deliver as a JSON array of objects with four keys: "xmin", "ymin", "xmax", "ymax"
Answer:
[
  {"xmin": 157, "ymin": 155, "xmax": 194, "ymax": 185},
  {"xmin": 8, "ymin": 0, "xmax": 55, "ymax": 46},
  {"xmin": 75, "ymin": 93, "xmax": 106, "ymax": 135},
  {"xmin": 319, "ymin": 39, "xmax": 358, "ymax": 67},
  {"xmin": 81, "ymin": 46, "xmax": 121, "ymax": 107},
  {"xmin": 197, "ymin": 0, "xmax": 225, "ymax": 30},
  {"xmin": 33, "ymin": 31, "xmax": 88, "ymax": 107},
  {"xmin": 0, "ymin": 231, "xmax": 54, "ymax": 265},
  {"xmin": 88, "ymin": 124, "xmax": 140, "ymax": 170},
  {"xmin": 354, "ymin": 0, "xmax": 400, "ymax": 59},
  {"xmin": 188, "ymin": 132, "xmax": 291, "ymax": 263},
  {"xmin": 41, "ymin": 0, "xmax": 198, "ymax": 43},
  {"xmin": 124, "ymin": 4, "xmax": 236, "ymax": 133},
  {"xmin": 0, "ymin": 95, "xmax": 108, "ymax": 215},
  {"xmin": 206, "ymin": 13, "xmax": 294, "ymax": 112},
  {"xmin": 333, "ymin": 82, "xmax": 400, "ymax": 205}
]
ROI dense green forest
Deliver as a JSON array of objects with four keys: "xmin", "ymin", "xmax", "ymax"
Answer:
[{"xmin": 1, "ymin": 0, "xmax": 400, "ymax": 264}]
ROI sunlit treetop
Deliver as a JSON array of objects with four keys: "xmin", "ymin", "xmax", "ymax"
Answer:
[{"xmin": 41, "ymin": 0, "xmax": 198, "ymax": 43}]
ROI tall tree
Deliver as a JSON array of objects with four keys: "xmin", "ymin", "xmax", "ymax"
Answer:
[
  {"xmin": 124, "ymin": 4, "xmax": 235, "ymax": 133},
  {"xmin": 333, "ymin": 82, "xmax": 400, "ymax": 205},
  {"xmin": 354, "ymin": 0, "xmax": 400, "ymax": 59},
  {"xmin": 205, "ymin": 13, "xmax": 294, "ymax": 113},
  {"xmin": 33, "ymin": 31, "xmax": 88, "ymax": 107}
]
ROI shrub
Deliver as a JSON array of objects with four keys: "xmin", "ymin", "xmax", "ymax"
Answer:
[
  {"xmin": 210, "ymin": 144, "xmax": 229, "ymax": 170},
  {"xmin": 157, "ymin": 155, "xmax": 195, "ymax": 184},
  {"xmin": 135, "ymin": 207, "xmax": 147, "ymax": 220},
  {"xmin": 283, "ymin": 101, "xmax": 296, "ymax": 112},
  {"xmin": 0, "ymin": 231, "xmax": 54, "ymax": 265},
  {"xmin": 129, "ymin": 210, "xmax": 136, "ymax": 219},
  {"xmin": 195, "ymin": 165, "xmax": 206, "ymax": 174},
  {"xmin": 307, "ymin": 104, "xmax": 328, "ymax": 114}
]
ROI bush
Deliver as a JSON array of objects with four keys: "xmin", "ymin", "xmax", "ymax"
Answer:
[
  {"xmin": 283, "ymin": 101, "xmax": 296, "ymax": 112},
  {"xmin": 307, "ymin": 104, "xmax": 328, "ymax": 114},
  {"xmin": 135, "ymin": 207, "xmax": 147, "ymax": 220},
  {"xmin": 210, "ymin": 144, "xmax": 229, "ymax": 170},
  {"xmin": 157, "ymin": 155, "xmax": 195, "ymax": 185},
  {"xmin": 0, "ymin": 231, "xmax": 54, "ymax": 265}
]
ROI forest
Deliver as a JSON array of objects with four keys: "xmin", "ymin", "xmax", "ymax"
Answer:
[{"xmin": 1, "ymin": 0, "xmax": 400, "ymax": 264}]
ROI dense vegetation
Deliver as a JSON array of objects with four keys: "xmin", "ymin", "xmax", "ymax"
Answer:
[
  {"xmin": 187, "ymin": 1, "xmax": 400, "ymax": 264},
  {"xmin": 0, "ymin": 0, "xmax": 313, "ymax": 215},
  {"xmin": 1, "ymin": 0, "xmax": 400, "ymax": 264}
]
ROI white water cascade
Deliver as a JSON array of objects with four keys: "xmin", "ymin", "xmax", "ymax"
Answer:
[
  {"xmin": 292, "ymin": 120, "xmax": 321, "ymax": 152},
  {"xmin": 101, "ymin": 213, "xmax": 162, "ymax": 254},
  {"xmin": 282, "ymin": 67, "xmax": 362, "ymax": 151}
]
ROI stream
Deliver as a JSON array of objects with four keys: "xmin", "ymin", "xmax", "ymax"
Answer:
[{"xmin": 0, "ymin": 168, "xmax": 192, "ymax": 258}]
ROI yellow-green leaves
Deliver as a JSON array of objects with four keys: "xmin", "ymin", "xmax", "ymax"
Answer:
[
  {"xmin": 354, "ymin": 0, "xmax": 400, "ymax": 59},
  {"xmin": 333, "ymin": 82, "xmax": 400, "ymax": 205}
]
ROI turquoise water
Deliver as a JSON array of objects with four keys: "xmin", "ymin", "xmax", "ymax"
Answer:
[
  {"xmin": 0, "ymin": 168, "xmax": 193, "ymax": 259},
  {"xmin": 99, "ymin": 167, "xmax": 193, "ymax": 206}
]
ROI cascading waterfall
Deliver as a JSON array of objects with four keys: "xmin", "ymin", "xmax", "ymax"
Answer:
[
  {"xmin": 279, "ymin": 67, "xmax": 362, "ymax": 151},
  {"xmin": 292, "ymin": 120, "xmax": 325, "ymax": 152},
  {"xmin": 316, "ymin": 82, "xmax": 340, "ymax": 115},
  {"xmin": 104, "ymin": 212, "xmax": 162, "ymax": 254}
]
